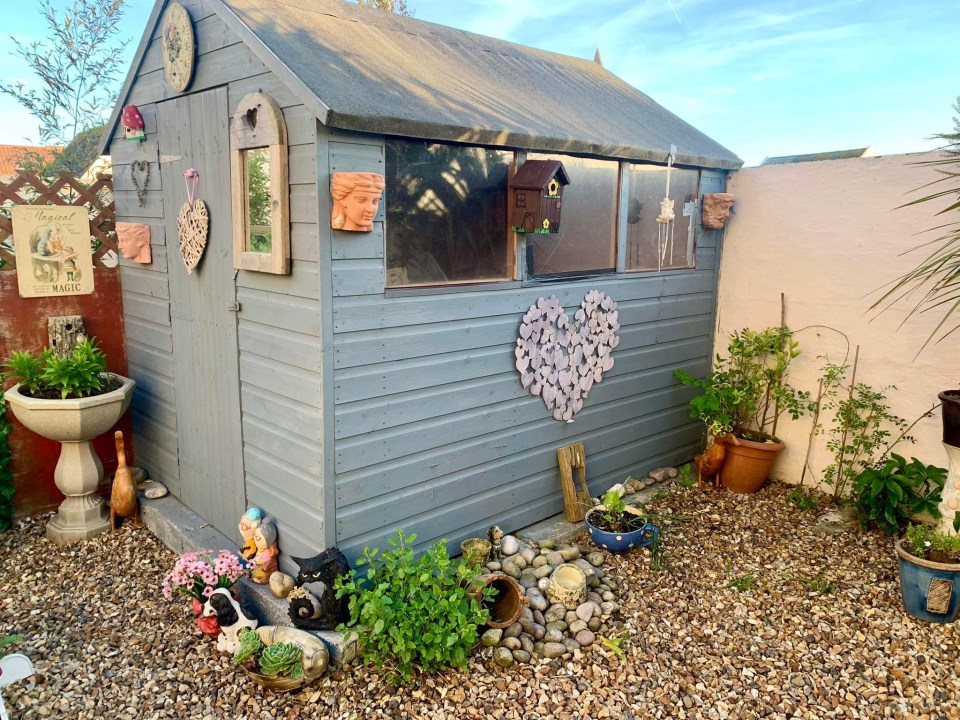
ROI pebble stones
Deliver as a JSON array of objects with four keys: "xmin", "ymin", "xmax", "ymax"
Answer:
[
  {"xmin": 141, "ymin": 479, "xmax": 169, "ymax": 499},
  {"xmin": 500, "ymin": 535, "xmax": 520, "ymax": 557}
]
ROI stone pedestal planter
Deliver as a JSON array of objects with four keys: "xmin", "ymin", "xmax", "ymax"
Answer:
[{"xmin": 5, "ymin": 375, "xmax": 135, "ymax": 544}]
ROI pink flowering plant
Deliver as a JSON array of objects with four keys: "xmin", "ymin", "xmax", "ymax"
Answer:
[{"xmin": 162, "ymin": 549, "xmax": 251, "ymax": 601}]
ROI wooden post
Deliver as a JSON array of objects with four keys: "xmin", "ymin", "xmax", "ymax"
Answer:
[{"xmin": 557, "ymin": 442, "xmax": 590, "ymax": 522}]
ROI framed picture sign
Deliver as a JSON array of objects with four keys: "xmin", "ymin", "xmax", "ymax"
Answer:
[{"xmin": 12, "ymin": 205, "xmax": 95, "ymax": 297}]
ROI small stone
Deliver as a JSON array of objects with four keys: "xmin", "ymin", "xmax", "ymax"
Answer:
[
  {"xmin": 623, "ymin": 477, "xmax": 643, "ymax": 493},
  {"xmin": 520, "ymin": 547, "xmax": 537, "ymax": 564},
  {"xmin": 533, "ymin": 641, "xmax": 545, "ymax": 656},
  {"xmin": 531, "ymin": 623, "xmax": 546, "ymax": 640},
  {"xmin": 543, "ymin": 642, "xmax": 566, "ymax": 659},
  {"xmin": 600, "ymin": 601, "xmax": 619, "ymax": 616},
  {"xmin": 565, "ymin": 610, "xmax": 579, "ymax": 625},
  {"xmin": 559, "ymin": 546, "xmax": 581, "ymax": 561},
  {"xmin": 546, "ymin": 551, "xmax": 565, "ymax": 566},
  {"xmin": 481, "ymin": 629, "xmax": 502, "ymax": 647},
  {"xmin": 546, "ymin": 621, "xmax": 568, "ymax": 633},
  {"xmin": 605, "ymin": 578, "xmax": 618, "ymax": 590},
  {"xmin": 494, "ymin": 647, "xmax": 514, "ymax": 668},
  {"xmin": 142, "ymin": 480, "xmax": 168, "ymax": 499},
  {"xmin": 586, "ymin": 591, "xmax": 603, "ymax": 605},
  {"xmin": 539, "ymin": 540, "xmax": 557, "ymax": 550},
  {"xmin": 575, "ymin": 630, "xmax": 596, "ymax": 647},
  {"xmin": 504, "ymin": 622, "xmax": 523, "ymax": 639},
  {"xmin": 533, "ymin": 609, "xmax": 545, "ymax": 625},
  {"xmin": 532, "ymin": 555, "xmax": 549, "ymax": 569},
  {"xmin": 527, "ymin": 591, "xmax": 548, "ymax": 612},
  {"xmin": 501, "ymin": 561, "xmax": 521, "ymax": 579},
  {"xmin": 500, "ymin": 535, "xmax": 520, "ymax": 556},
  {"xmin": 544, "ymin": 628, "xmax": 564, "ymax": 644},
  {"xmin": 513, "ymin": 649, "xmax": 531, "ymax": 664},
  {"xmin": 268, "ymin": 571, "xmax": 295, "ymax": 598},
  {"xmin": 602, "ymin": 591, "xmax": 615, "ymax": 602},
  {"xmin": 545, "ymin": 604, "xmax": 566, "ymax": 624},
  {"xmin": 519, "ymin": 616, "xmax": 536, "ymax": 636},
  {"xmin": 790, "ymin": 675, "xmax": 806, "ymax": 688},
  {"xmin": 520, "ymin": 634, "xmax": 534, "ymax": 653},
  {"xmin": 586, "ymin": 553, "xmax": 605, "ymax": 568},
  {"xmin": 519, "ymin": 569, "xmax": 539, "ymax": 589},
  {"xmin": 562, "ymin": 638, "xmax": 580, "ymax": 654},
  {"xmin": 501, "ymin": 636, "xmax": 521, "ymax": 651},
  {"xmin": 642, "ymin": 476, "xmax": 657, "ymax": 486},
  {"xmin": 485, "ymin": 561, "xmax": 502, "ymax": 572},
  {"xmin": 569, "ymin": 619, "xmax": 588, "ymax": 634},
  {"xmin": 576, "ymin": 602, "xmax": 598, "ymax": 622},
  {"xmin": 648, "ymin": 467, "xmax": 671, "ymax": 482},
  {"xmin": 587, "ymin": 617, "xmax": 602, "ymax": 631},
  {"xmin": 534, "ymin": 565, "xmax": 553, "ymax": 580}
]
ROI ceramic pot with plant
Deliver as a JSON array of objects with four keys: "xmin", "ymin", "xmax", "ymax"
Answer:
[
  {"xmin": 233, "ymin": 625, "xmax": 329, "ymax": 692},
  {"xmin": 675, "ymin": 326, "xmax": 811, "ymax": 493},
  {"xmin": 162, "ymin": 549, "xmax": 251, "ymax": 637},
  {"xmin": 896, "ymin": 524, "xmax": 960, "ymax": 623},
  {"xmin": 2, "ymin": 339, "xmax": 135, "ymax": 543},
  {"xmin": 585, "ymin": 489, "xmax": 659, "ymax": 553}
]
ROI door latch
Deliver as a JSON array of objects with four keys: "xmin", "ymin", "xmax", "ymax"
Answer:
[{"xmin": 227, "ymin": 302, "xmax": 242, "ymax": 312}]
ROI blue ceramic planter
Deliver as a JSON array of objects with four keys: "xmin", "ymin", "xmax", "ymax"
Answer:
[
  {"xmin": 585, "ymin": 507, "xmax": 659, "ymax": 553},
  {"xmin": 896, "ymin": 539, "xmax": 960, "ymax": 623}
]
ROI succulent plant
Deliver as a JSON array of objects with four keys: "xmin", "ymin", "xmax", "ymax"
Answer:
[
  {"xmin": 232, "ymin": 629, "xmax": 263, "ymax": 665},
  {"xmin": 258, "ymin": 641, "xmax": 303, "ymax": 679}
]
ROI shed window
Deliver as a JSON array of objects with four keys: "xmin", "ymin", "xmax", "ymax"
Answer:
[
  {"xmin": 385, "ymin": 140, "xmax": 512, "ymax": 287},
  {"xmin": 625, "ymin": 164, "xmax": 699, "ymax": 271},
  {"xmin": 526, "ymin": 154, "xmax": 618, "ymax": 278}
]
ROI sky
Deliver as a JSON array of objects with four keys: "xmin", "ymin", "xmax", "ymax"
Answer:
[{"xmin": 0, "ymin": 0, "xmax": 956, "ymax": 166}]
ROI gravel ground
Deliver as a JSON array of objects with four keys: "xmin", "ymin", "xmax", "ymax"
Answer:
[{"xmin": 1, "ymin": 482, "xmax": 958, "ymax": 720}]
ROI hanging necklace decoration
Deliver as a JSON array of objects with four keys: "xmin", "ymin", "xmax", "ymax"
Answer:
[
  {"xmin": 177, "ymin": 168, "xmax": 209, "ymax": 275},
  {"xmin": 656, "ymin": 144, "xmax": 677, "ymax": 271},
  {"xmin": 130, "ymin": 160, "xmax": 150, "ymax": 207}
]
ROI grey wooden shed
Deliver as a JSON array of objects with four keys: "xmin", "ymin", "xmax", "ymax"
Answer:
[{"xmin": 102, "ymin": 0, "xmax": 742, "ymax": 565}]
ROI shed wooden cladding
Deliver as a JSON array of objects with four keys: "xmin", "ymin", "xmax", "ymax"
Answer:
[{"xmin": 510, "ymin": 159, "xmax": 569, "ymax": 234}]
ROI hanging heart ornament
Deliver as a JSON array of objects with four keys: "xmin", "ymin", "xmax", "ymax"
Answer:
[
  {"xmin": 130, "ymin": 160, "xmax": 149, "ymax": 208},
  {"xmin": 177, "ymin": 199, "xmax": 209, "ymax": 275},
  {"xmin": 515, "ymin": 290, "xmax": 620, "ymax": 422}
]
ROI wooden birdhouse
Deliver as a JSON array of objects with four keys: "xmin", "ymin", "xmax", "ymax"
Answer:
[{"xmin": 510, "ymin": 159, "xmax": 570, "ymax": 234}]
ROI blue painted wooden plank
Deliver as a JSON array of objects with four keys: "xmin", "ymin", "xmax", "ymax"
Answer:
[
  {"xmin": 239, "ymin": 353, "xmax": 321, "ymax": 404},
  {"xmin": 332, "ymin": 257, "xmax": 386, "ymax": 298},
  {"xmin": 238, "ymin": 321, "xmax": 322, "ymax": 371},
  {"xmin": 236, "ymin": 287, "xmax": 322, "ymax": 337},
  {"xmin": 242, "ymin": 415, "xmax": 321, "ymax": 475},
  {"xmin": 240, "ymin": 383, "xmax": 322, "ymax": 444}
]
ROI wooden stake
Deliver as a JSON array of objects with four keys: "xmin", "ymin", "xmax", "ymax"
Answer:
[{"xmin": 557, "ymin": 442, "xmax": 590, "ymax": 522}]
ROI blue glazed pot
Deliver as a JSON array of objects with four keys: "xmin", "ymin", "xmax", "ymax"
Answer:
[
  {"xmin": 896, "ymin": 539, "xmax": 960, "ymax": 623},
  {"xmin": 585, "ymin": 507, "xmax": 659, "ymax": 553}
]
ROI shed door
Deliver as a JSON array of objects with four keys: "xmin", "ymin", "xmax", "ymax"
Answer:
[{"xmin": 157, "ymin": 87, "xmax": 245, "ymax": 542}]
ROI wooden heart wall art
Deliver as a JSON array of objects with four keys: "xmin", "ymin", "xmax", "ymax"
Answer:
[
  {"xmin": 515, "ymin": 291, "xmax": 620, "ymax": 422},
  {"xmin": 177, "ymin": 199, "xmax": 209, "ymax": 275}
]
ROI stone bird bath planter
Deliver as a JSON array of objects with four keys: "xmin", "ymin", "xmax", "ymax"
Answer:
[{"xmin": 5, "ymin": 375, "xmax": 135, "ymax": 544}]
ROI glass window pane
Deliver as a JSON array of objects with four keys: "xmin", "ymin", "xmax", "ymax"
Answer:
[
  {"xmin": 626, "ymin": 164, "xmax": 699, "ymax": 271},
  {"xmin": 385, "ymin": 140, "xmax": 511, "ymax": 287},
  {"xmin": 246, "ymin": 147, "xmax": 272, "ymax": 253},
  {"xmin": 527, "ymin": 154, "xmax": 618, "ymax": 277}
]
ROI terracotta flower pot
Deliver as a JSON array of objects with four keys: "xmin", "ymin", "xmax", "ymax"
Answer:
[{"xmin": 721, "ymin": 434, "xmax": 785, "ymax": 493}]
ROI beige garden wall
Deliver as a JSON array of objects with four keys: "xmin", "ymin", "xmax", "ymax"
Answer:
[{"xmin": 715, "ymin": 151, "xmax": 954, "ymax": 489}]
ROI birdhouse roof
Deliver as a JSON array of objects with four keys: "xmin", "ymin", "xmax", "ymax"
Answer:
[
  {"xmin": 101, "ymin": 0, "xmax": 743, "ymax": 170},
  {"xmin": 511, "ymin": 160, "xmax": 570, "ymax": 191}
]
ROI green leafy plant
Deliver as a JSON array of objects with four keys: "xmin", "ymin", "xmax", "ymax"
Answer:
[
  {"xmin": 0, "ymin": 391, "xmax": 13, "ymax": 532},
  {"xmin": 675, "ymin": 464, "xmax": 694, "ymax": 488},
  {"xmin": 232, "ymin": 629, "xmax": 263, "ymax": 665},
  {"xmin": 787, "ymin": 487, "xmax": 819, "ymax": 511},
  {"xmin": 0, "ymin": 634, "xmax": 22, "ymax": 657},
  {"xmin": 726, "ymin": 570, "xmax": 759, "ymax": 593},
  {"xmin": 3, "ymin": 338, "xmax": 113, "ymax": 400},
  {"xmin": 334, "ymin": 529, "xmax": 489, "ymax": 685},
  {"xmin": 258, "ymin": 642, "xmax": 303, "ymax": 679},
  {"xmin": 648, "ymin": 529, "xmax": 666, "ymax": 573},
  {"xmin": 598, "ymin": 629, "xmax": 632, "ymax": 661},
  {"xmin": 852, "ymin": 454, "xmax": 946, "ymax": 535},
  {"xmin": 800, "ymin": 575, "xmax": 835, "ymax": 594},
  {"xmin": 675, "ymin": 326, "xmax": 811, "ymax": 440},
  {"xmin": 905, "ymin": 523, "xmax": 960, "ymax": 562}
]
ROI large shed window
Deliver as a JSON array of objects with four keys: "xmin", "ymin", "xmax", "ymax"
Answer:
[
  {"xmin": 625, "ymin": 164, "xmax": 699, "ymax": 271},
  {"xmin": 526, "ymin": 154, "xmax": 619, "ymax": 277},
  {"xmin": 385, "ymin": 140, "xmax": 512, "ymax": 287}
]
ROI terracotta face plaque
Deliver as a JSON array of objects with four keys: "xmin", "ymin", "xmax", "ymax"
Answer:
[
  {"xmin": 702, "ymin": 192, "xmax": 735, "ymax": 229},
  {"xmin": 162, "ymin": 3, "xmax": 195, "ymax": 93},
  {"xmin": 12, "ymin": 205, "xmax": 94, "ymax": 297},
  {"xmin": 117, "ymin": 222, "xmax": 152, "ymax": 264},
  {"xmin": 330, "ymin": 172, "xmax": 385, "ymax": 232}
]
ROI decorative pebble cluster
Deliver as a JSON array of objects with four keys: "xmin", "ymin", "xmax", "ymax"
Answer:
[{"xmin": 479, "ymin": 535, "xmax": 622, "ymax": 668}]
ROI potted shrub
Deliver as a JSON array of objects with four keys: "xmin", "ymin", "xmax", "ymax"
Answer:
[
  {"xmin": 232, "ymin": 625, "xmax": 329, "ymax": 692},
  {"xmin": 3, "ymin": 339, "xmax": 135, "ymax": 543},
  {"xmin": 675, "ymin": 326, "xmax": 811, "ymax": 493},
  {"xmin": 584, "ymin": 489, "xmax": 660, "ymax": 553},
  {"xmin": 896, "ymin": 523, "xmax": 960, "ymax": 623}
]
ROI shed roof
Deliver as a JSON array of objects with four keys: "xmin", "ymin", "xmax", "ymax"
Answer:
[{"xmin": 104, "ymin": 0, "xmax": 742, "ymax": 170}]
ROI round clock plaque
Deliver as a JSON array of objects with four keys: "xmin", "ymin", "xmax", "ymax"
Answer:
[{"xmin": 161, "ymin": 2, "xmax": 195, "ymax": 93}]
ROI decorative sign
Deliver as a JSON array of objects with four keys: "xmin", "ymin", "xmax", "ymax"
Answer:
[
  {"xmin": 515, "ymin": 291, "xmax": 620, "ymax": 423},
  {"xmin": 12, "ymin": 205, "xmax": 94, "ymax": 298},
  {"xmin": 161, "ymin": 2, "xmax": 195, "ymax": 93}
]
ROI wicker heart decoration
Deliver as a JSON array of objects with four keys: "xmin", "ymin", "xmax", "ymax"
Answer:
[
  {"xmin": 177, "ymin": 199, "xmax": 209, "ymax": 275},
  {"xmin": 515, "ymin": 290, "xmax": 620, "ymax": 422}
]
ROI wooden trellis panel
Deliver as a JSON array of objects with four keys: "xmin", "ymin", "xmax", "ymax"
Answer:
[{"xmin": 0, "ymin": 171, "xmax": 116, "ymax": 270}]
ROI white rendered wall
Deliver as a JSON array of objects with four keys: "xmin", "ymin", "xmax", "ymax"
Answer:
[{"xmin": 715, "ymin": 152, "xmax": 954, "ymax": 488}]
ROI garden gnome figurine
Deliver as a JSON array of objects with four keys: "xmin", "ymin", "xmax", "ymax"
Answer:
[
  {"xmin": 701, "ymin": 193, "xmax": 735, "ymax": 229},
  {"xmin": 239, "ymin": 507, "xmax": 264, "ymax": 562},
  {"xmin": 330, "ymin": 172, "xmax": 385, "ymax": 232},
  {"xmin": 116, "ymin": 222, "xmax": 152, "ymax": 264},
  {"xmin": 251, "ymin": 517, "xmax": 279, "ymax": 584},
  {"xmin": 110, "ymin": 431, "xmax": 140, "ymax": 530}
]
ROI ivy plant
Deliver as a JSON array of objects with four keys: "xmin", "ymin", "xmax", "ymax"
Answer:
[
  {"xmin": 852, "ymin": 454, "xmax": 946, "ymax": 535},
  {"xmin": 334, "ymin": 529, "xmax": 490, "ymax": 686}
]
